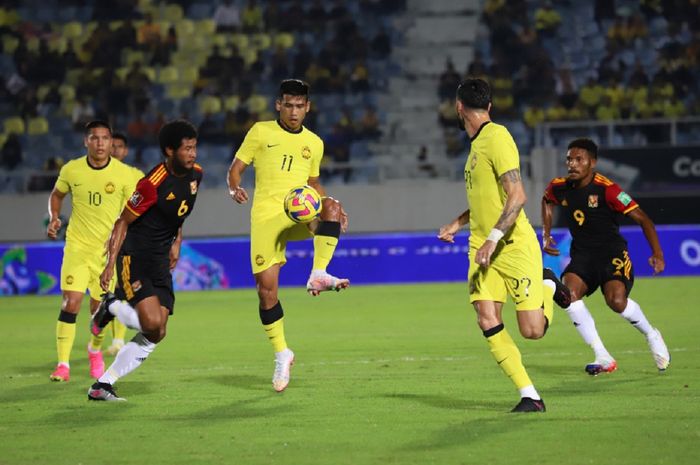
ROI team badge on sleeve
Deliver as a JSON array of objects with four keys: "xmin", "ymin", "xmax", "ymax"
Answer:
[
  {"xmin": 190, "ymin": 181, "xmax": 198, "ymax": 195},
  {"xmin": 617, "ymin": 191, "xmax": 632, "ymax": 206},
  {"xmin": 129, "ymin": 191, "xmax": 143, "ymax": 207},
  {"xmin": 588, "ymin": 195, "xmax": 598, "ymax": 208}
]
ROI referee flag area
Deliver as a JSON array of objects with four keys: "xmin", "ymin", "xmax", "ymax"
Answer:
[{"xmin": 1, "ymin": 277, "xmax": 699, "ymax": 465}]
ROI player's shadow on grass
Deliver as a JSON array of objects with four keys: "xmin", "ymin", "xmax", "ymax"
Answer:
[
  {"xmin": 199, "ymin": 374, "xmax": 275, "ymax": 391},
  {"xmin": 382, "ymin": 393, "xmax": 510, "ymax": 412},
  {"xmin": 161, "ymin": 397, "xmax": 300, "ymax": 424}
]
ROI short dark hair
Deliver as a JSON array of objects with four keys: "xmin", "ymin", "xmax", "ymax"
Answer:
[
  {"xmin": 84, "ymin": 120, "xmax": 112, "ymax": 135},
  {"xmin": 568, "ymin": 138, "xmax": 598, "ymax": 159},
  {"xmin": 279, "ymin": 79, "xmax": 310, "ymax": 99},
  {"xmin": 112, "ymin": 131, "xmax": 128, "ymax": 145},
  {"xmin": 456, "ymin": 78, "xmax": 491, "ymax": 110},
  {"xmin": 158, "ymin": 120, "xmax": 197, "ymax": 157}
]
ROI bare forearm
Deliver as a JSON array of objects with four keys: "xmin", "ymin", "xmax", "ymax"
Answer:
[
  {"xmin": 106, "ymin": 219, "xmax": 128, "ymax": 267},
  {"xmin": 494, "ymin": 196, "xmax": 525, "ymax": 232},
  {"xmin": 641, "ymin": 220, "xmax": 663, "ymax": 257},
  {"xmin": 457, "ymin": 209, "xmax": 470, "ymax": 227},
  {"xmin": 541, "ymin": 199, "xmax": 553, "ymax": 238},
  {"xmin": 48, "ymin": 190, "xmax": 64, "ymax": 220}
]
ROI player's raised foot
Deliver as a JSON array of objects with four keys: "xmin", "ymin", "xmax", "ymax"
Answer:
[
  {"xmin": 90, "ymin": 292, "xmax": 117, "ymax": 336},
  {"xmin": 543, "ymin": 268, "xmax": 571, "ymax": 308},
  {"xmin": 510, "ymin": 397, "xmax": 546, "ymax": 413},
  {"xmin": 306, "ymin": 270, "xmax": 350, "ymax": 296},
  {"xmin": 88, "ymin": 345, "xmax": 105, "ymax": 379},
  {"xmin": 105, "ymin": 341, "xmax": 124, "ymax": 356},
  {"xmin": 585, "ymin": 358, "xmax": 618, "ymax": 376},
  {"xmin": 646, "ymin": 328, "xmax": 670, "ymax": 371},
  {"xmin": 87, "ymin": 382, "xmax": 126, "ymax": 401},
  {"xmin": 49, "ymin": 363, "xmax": 70, "ymax": 382},
  {"xmin": 272, "ymin": 348, "xmax": 295, "ymax": 392}
]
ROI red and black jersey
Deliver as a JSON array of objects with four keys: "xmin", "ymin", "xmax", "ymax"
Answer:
[
  {"xmin": 123, "ymin": 162, "xmax": 203, "ymax": 255},
  {"xmin": 544, "ymin": 173, "xmax": 639, "ymax": 252}
]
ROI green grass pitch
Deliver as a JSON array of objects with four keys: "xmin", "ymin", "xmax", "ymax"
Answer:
[{"xmin": 1, "ymin": 277, "xmax": 699, "ymax": 465}]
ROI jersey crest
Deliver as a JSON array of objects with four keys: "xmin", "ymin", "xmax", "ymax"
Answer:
[
  {"xmin": 302, "ymin": 146, "xmax": 311, "ymax": 159},
  {"xmin": 588, "ymin": 195, "xmax": 598, "ymax": 208},
  {"xmin": 190, "ymin": 180, "xmax": 198, "ymax": 194},
  {"xmin": 105, "ymin": 182, "xmax": 115, "ymax": 194}
]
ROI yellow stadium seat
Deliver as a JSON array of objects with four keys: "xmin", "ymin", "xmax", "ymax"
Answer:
[
  {"xmin": 247, "ymin": 95, "xmax": 269, "ymax": 114},
  {"xmin": 274, "ymin": 33, "xmax": 294, "ymax": 49},
  {"xmin": 166, "ymin": 83, "xmax": 192, "ymax": 100},
  {"xmin": 175, "ymin": 18, "xmax": 195, "ymax": 37},
  {"xmin": 63, "ymin": 21, "xmax": 83, "ymax": 40},
  {"xmin": 179, "ymin": 67, "xmax": 198, "ymax": 83},
  {"xmin": 37, "ymin": 85, "xmax": 51, "ymax": 101},
  {"xmin": 109, "ymin": 20, "xmax": 124, "ymax": 31},
  {"xmin": 27, "ymin": 117, "xmax": 49, "ymax": 136},
  {"xmin": 199, "ymin": 95, "xmax": 222, "ymax": 115},
  {"xmin": 196, "ymin": 19, "xmax": 217, "ymax": 36},
  {"xmin": 157, "ymin": 66, "xmax": 179, "ymax": 84},
  {"xmin": 48, "ymin": 36, "xmax": 68, "ymax": 53},
  {"xmin": 230, "ymin": 34, "xmax": 249, "ymax": 50},
  {"xmin": 164, "ymin": 4, "xmax": 184, "ymax": 22},
  {"xmin": 212, "ymin": 33, "xmax": 228, "ymax": 48},
  {"xmin": 251, "ymin": 33, "xmax": 272, "ymax": 51},
  {"xmin": 2, "ymin": 35, "xmax": 19, "ymax": 53},
  {"xmin": 58, "ymin": 84, "xmax": 76, "ymax": 102},
  {"xmin": 0, "ymin": 8, "xmax": 21, "ymax": 27},
  {"xmin": 124, "ymin": 49, "xmax": 146, "ymax": 67},
  {"xmin": 241, "ymin": 48, "xmax": 258, "ymax": 66},
  {"xmin": 26, "ymin": 37, "xmax": 39, "ymax": 52},
  {"xmin": 3, "ymin": 117, "xmax": 25, "ymax": 135},
  {"xmin": 223, "ymin": 95, "xmax": 241, "ymax": 111}
]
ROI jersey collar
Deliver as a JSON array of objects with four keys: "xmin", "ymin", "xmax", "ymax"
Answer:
[
  {"xmin": 469, "ymin": 121, "xmax": 491, "ymax": 142},
  {"xmin": 277, "ymin": 119, "xmax": 303, "ymax": 134},
  {"xmin": 86, "ymin": 155, "xmax": 111, "ymax": 170}
]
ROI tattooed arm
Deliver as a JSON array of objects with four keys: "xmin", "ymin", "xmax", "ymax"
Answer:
[
  {"xmin": 493, "ymin": 168, "xmax": 527, "ymax": 233},
  {"xmin": 474, "ymin": 168, "xmax": 527, "ymax": 267}
]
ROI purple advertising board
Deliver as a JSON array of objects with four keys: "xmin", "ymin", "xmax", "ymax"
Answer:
[{"xmin": 2, "ymin": 225, "xmax": 699, "ymax": 296}]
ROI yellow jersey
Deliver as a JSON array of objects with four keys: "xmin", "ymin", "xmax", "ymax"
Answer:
[
  {"xmin": 235, "ymin": 120, "xmax": 323, "ymax": 222},
  {"xmin": 464, "ymin": 122, "xmax": 535, "ymax": 247},
  {"xmin": 128, "ymin": 164, "xmax": 145, "ymax": 185},
  {"xmin": 55, "ymin": 155, "xmax": 138, "ymax": 249}
]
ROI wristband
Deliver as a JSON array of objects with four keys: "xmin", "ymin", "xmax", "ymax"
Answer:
[{"xmin": 487, "ymin": 228, "xmax": 504, "ymax": 243}]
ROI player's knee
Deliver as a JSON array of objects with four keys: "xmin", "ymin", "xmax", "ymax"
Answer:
[
  {"xmin": 61, "ymin": 296, "xmax": 81, "ymax": 313},
  {"xmin": 520, "ymin": 326, "xmax": 545, "ymax": 340},
  {"xmin": 606, "ymin": 295, "xmax": 627, "ymax": 313},
  {"xmin": 320, "ymin": 197, "xmax": 342, "ymax": 221},
  {"xmin": 256, "ymin": 285, "xmax": 278, "ymax": 308}
]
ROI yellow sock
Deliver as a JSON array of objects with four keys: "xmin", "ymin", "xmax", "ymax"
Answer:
[
  {"xmin": 485, "ymin": 324, "xmax": 532, "ymax": 389},
  {"xmin": 543, "ymin": 284, "xmax": 554, "ymax": 327},
  {"xmin": 312, "ymin": 235, "xmax": 338, "ymax": 271},
  {"xmin": 260, "ymin": 302, "xmax": 288, "ymax": 353},
  {"xmin": 56, "ymin": 315, "xmax": 76, "ymax": 364},
  {"xmin": 88, "ymin": 330, "xmax": 106, "ymax": 352},
  {"xmin": 112, "ymin": 319, "xmax": 127, "ymax": 341},
  {"xmin": 263, "ymin": 318, "xmax": 288, "ymax": 353}
]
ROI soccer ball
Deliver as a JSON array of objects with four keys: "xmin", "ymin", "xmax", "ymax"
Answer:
[{"xmin": 284, "ymin": 185, "xmax": 323, "ymax": 223}]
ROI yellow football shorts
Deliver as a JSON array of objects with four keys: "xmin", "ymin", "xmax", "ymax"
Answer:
[
  {"xmin": 468, "ymin": 236, "xmax": 544, "ymax": 311},
  {"xmin": 250, "ymin": 212, "xmax": 313, "ymax": 274},
  {"xmin": 60, "ymin": 243, "xmax": 115, "ymax": 298}
]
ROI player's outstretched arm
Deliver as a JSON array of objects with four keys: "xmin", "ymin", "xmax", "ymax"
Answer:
[
  {"xmin": 627, "ymin": 207, "xmax": 665, "ymax": 274},
  {"xmin": 227, "ymin": 158, "xmax": 249, "ymax": 204},
  {"xmin": 307, "ymin": 176, "xmax": 348, "ymax": 232},
  {"xmin": 100, "ymin": 208, "xmax": 138, "ymax": 290},
  {"xmin": 438, "ymin": 210, "xmax": 470, "ymax": 243},
  {"xmin": 541, "ymin": 196, "xmax": 560, "ymax": 256},
  {"xmin": 46, "ymin": 188, "xmax": 66, "ymax": 240}
]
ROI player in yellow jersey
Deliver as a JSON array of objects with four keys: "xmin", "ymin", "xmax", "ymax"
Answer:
[
  {"xmin": 437, "ymin": 79, "xmax": 570, "ymax": 412},
  {"xmin": 227, "ymin": 79, "xmax": 349, "ymax": 392},
  {"xmin": 102, "ymin": 131, "xmax": 144, "ymax": 356},
  {"xmin": 46, "ymin": 121, "xmax": 138, "ymax": 382}
]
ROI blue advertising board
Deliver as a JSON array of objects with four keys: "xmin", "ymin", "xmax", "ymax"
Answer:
[{"xmin": 2, "ymin": 225, "xmax": 699, "ymax": 296}]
